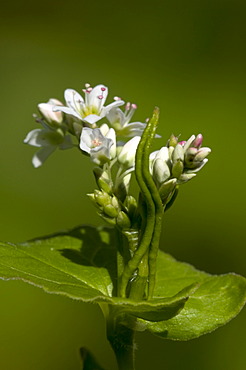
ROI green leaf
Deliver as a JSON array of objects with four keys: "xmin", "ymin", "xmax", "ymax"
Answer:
[
  {"xmin": 0, "ymin": 224, "xmax": 245, "ymax": 339},
  {"xmin": 143, "ymin": 252, "xmax": 246, "ymax": 340},
  {"xmin": 0, "ymin": 225, "xmax": 118, "ymax": 302},
  {"xmin": 113, "ymin": 283, "xmax": 199, "ymax": 322},
  {"xmin": 80, "ymin": 348, "xmax": 106, "ymax": 370},
  {"xmin": 0, "ymin": 225, "xmax": 197, "ymax": 320}
]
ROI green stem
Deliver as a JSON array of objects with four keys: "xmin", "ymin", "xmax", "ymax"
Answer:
[{"xmin": 107, "ymin": 309, "xmax": 136, "ymax": 370}]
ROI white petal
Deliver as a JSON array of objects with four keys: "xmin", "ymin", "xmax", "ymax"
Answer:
[
  {"xmin": 83, "ymin": 114, "xmax": 102, "ymax": 124},
  {"xmin": 24, "ymin": 129, "xmax": 44, "ymax": 147},
  {"xmin": 32, "ymin": 146, "xmax": 56, "ymax": 168},
  {"xmin": 106, "ymin": 107, "xmax": 125, "ymax": 126},
  {"xmin": 100, "ymin": 123, "xmax": 110, "ymax": 136},
  {"xmin": 102, "ymin": 100, "xmax": 125, "ymax": 116},
  {"xmin": 80, "ymin": 127, "xmax": 93, "ymax": 153},
  {"xmin": 88, "ymin": 85, "xmax": 108, "ymax": 109},
  {"xmin": 53, "ymin": 105, "xmax": 82, "ymax": 120},
  {"xmin": 64, "ymin": 89, "xmax": 85, "ymax": 110}
]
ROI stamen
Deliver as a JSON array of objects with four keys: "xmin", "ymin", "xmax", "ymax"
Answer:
[
  {"xmin": 86, "ymin": 88, "xmax": 92, "ymax": 93},
  {"xmin": 85, "ymin": 83, "xmax": 91, "ymax": 88},
  {"xmin": 101, "ymin": 87, "xmax": 106, "ymax": 92},
  {"xmin": 131, "ymin": 103, "xmax": 137, "ymax": 109},
  {"xmin": 97, "ymin": 95, "xmax": 104, "ymax": 100},
  {"xmin": 92, "ymin": 138, "xmax": 102, "ymax": 147},
  {"xmin": 125, "ymin": 102, "xmax": 131, "ymax": 110},
  {"xmin": 114, "ymin": 96, "xmax": 121, "ymax": 101}
]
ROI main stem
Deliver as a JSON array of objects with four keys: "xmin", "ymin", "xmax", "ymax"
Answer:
[{"xmin": 107, "ymin": 309, "xmax": 136, "ymax": 370}]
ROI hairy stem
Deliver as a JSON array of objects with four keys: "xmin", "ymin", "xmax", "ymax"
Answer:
[{"xmin": 107, "ymin": 308, "xmax": 136, "ymax": 370}]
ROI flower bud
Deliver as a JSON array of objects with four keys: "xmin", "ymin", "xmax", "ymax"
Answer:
[
  {"xmin": 159, "ymin": 179, "xmax": 177, "ymax": 204},
  {"xmin": 117, "ymin": 136, "xmax": 141, "ymax": 167},
  {"xmin": 184, "ymin": 147, "xmax": 198, "ymax": 167},
  {"xmin": 177, "ymin": 173, "xmax": 196, "ymax": 184},
  {"xmin": 111, "ymin": 196, "xmax": 119, "ymax": 210},
  {"xmin": 103, "ymin": 204, "xmax": 119, "ymax": 218},
  {"xmin": 94, "ymin": 190, "xmax": 111, "ymax": 207},
  {"xmin": 153, "ymin": 158, "xmax": 170, "ymax": 184},
  {"xmin": 38, "ymin": 99, "xmax": 63, "ymax": 125},
  {"xmin": 192, "ymin": 134, "xmax": 203, "ymax": 148},
  {"xmin": 99, "ymin": 213, "xmax": 116, "ymax": 225},
  {"xmin": 117, "ymin": 211, "xmax": 131, "ymax": 229},
  {"xmin": 93, "ymin": 168, "xmax": 112, "ymax": 193},
  {"xmin": 172, "ymin": 161, "xmax": 184, "ymax": 178},
  {"xmin": 168, "ymin": 134, "xmax": 178, "ymax": 147},
  {"xmin": 124, "ymin": 196, "xmax": 138, "ymax": 218},
  {"xmin": 172, "ymin": 144, "xmax": 184, "ymax": 163},
  {"xmin": 194, "ymin": 147, "xmax": 211, "ymax": 162},
  {"xmin": 183, "ymin": 135, "xmax": 196, "ymax": 152}
]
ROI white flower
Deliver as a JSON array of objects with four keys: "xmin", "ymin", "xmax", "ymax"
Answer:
[
  {"xmin": 38, "ymin": 99, "xmax": 63, "ymax": 126},
  {"xmin": 53, "ymin": 84, "xmax": 124, "ymax": 125},
  {"xmin": 24, "ymin": 128, "xmax": 74, "ymax": 168},
  {"xmin": 106, "ymin": 102, "xmax": 147, "ymax": 137},
  {"xmin": 117, "ymin": 136, "xmax": 141, "ymax": 167},
  {"xmin": 80, "ymin": 127, "xmax": 115, "ymax": 165}
]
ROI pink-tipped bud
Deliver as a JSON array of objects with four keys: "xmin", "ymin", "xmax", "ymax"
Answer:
[
  {"xmin": 178, "ymin": 140, "xmax": 186, "ymax": 146},
  {"xmin": 192, "ymin": 134, "xmax": 203, "ymax": 148}
]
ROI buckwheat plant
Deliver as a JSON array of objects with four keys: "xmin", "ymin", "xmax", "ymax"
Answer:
[{"xmin": 0, "ymin": 83, "xmax": 245, "ymax": 370}]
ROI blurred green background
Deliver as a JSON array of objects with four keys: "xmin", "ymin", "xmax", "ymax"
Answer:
[{"xmin": 0, "ymin": 0, "xmax": 245, "ymax": 369}]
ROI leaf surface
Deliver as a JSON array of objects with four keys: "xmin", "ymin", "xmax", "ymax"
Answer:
[
  {"xmin": 143, "ymin": 251, "xmax": 246, "ymax": 340},
  {"xmin": 0, "ymin": 224, "xmax": 245, "ymax": 339}
]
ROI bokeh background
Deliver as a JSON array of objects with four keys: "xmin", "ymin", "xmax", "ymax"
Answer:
[{"xmin": 0, "ymin": 0, "xmax": 245, "ymax": 369}]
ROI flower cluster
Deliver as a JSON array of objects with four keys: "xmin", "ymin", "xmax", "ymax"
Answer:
[
  {"xmin": 24, "ymin": 83, "xmax": 146, "ymax": 168},
  {"xmin": 25, "ymin": 82, "xmax": 211, "ymax": 226}
]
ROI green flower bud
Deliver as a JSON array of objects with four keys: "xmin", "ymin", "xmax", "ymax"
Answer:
[
  {"xmin": 168, "ymin": 134, "xmax": 178, "ymax": 147},
  {"xmin": 117, "ymin": 211, "xmax": 131, "ymax": 229},
  {"xmin": 124, "ymin": 195, "xmax": 137, "ymax": 213},
  {"xmin": 94, "ymin": 190, "xmax": 111, "ymax": 207},
  {"xmin": 99, "ymin": 213, "xmax": 116, "ymax": 225},
  {"xmin": 93, "ymin": 167, "xmax": 112, "ymax": 193},
  {"xmin": 111, "ymin": 196, "xmax": 119, "ymax": 210},
  {"xmin": 172, "ymin": 161, "xmax": 184, "ymax": 178},
  {"xmin": 159, "ymin": 179, "xmax": 177, "ymax": 204},
  {"xmin": 104, "ymin": 204, "xmax": 119, "ymax": 218}
]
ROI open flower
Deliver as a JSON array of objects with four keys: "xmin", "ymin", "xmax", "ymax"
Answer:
[
  {"xmin": 53, "ymin": 84, "xmax": 124, "ymax": 126},
  {"xmin": 106, "ymin": 102, "xmax": 147, "ymax": 137},
  {"xmin": 24, "ymin": 128, "xmax": 74, "ymax": 168},
  {"xmin": 80, "ymin": 127, "xmax": 116, "ymax": 165}
]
